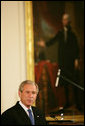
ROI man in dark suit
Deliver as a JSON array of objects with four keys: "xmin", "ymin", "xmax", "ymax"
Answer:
[
  {"xmin": 1, "ymin": 80, "xmax": 46, "ymax": 125},
  {"xmin": 38, "ymin": 14, "xmax": 80, "ymax": 108}
]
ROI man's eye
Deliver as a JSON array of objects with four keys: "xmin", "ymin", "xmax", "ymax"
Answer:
[
  {"xmin": 32, "ymin": 91, "xmax": 36, "ymax": 94},
  {"xmin": 25, "ymin": 91, "xmax": 36, "ymax": 94}
]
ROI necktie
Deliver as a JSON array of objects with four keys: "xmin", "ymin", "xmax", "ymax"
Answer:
[{"xmin": 27, "ymin": 109, "xmax": 35, "ymax": 125}]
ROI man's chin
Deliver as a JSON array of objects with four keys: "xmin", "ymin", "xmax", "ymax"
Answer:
[{"xmin": 26, "ymin": 102, "xmax": 33, "ymax": 107}]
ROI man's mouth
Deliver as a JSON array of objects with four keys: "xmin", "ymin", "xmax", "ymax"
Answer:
[{"xmin": 27, "ymin": 99, "xmax": 33, "ymax": 102}]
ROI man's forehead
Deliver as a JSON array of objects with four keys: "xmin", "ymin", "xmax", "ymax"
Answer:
[
  {"xmin": 23, "ymin": 84, "xmax": 37, "ymax": 89},
  {"xmin": 63, "ymin": 14, "xmax": 69, "ymax": 19}
]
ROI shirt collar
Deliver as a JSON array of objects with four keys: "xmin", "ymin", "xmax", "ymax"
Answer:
[
  {"xmin": 64, "ymin": 27, "xmax": 68, "ymax": 31},
  {"xmin": 19, "ymin": 101, "xmax": 32, "ymax": 112}
]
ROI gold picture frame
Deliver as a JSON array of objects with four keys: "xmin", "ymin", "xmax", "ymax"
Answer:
[{"xmin": 25, "ymin": 1, "xmax": 35, "ymax": 81}]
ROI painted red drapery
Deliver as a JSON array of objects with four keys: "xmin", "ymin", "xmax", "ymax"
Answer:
[{"xmin": 35, "ymin": 61, "xmax": 58, "ymax": 98}]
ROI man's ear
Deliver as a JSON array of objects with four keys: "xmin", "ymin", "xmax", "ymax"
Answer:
[{"xmin": 18, "ymin": 90, "xmax": 21, "ymax": 98}]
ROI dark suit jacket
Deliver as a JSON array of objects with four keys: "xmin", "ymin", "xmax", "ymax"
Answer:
[
  {"xmin": 1, "ymin": 101, "xmax": 46, "ymax": 125},
  {"xmin": 46, "ymin": 26, "xmax": 79, "ymax": 80}
]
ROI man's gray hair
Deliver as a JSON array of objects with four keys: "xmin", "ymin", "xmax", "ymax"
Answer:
[{"xmin": 19, "ymin": 80, "xmax": 39, "ymax": 93}]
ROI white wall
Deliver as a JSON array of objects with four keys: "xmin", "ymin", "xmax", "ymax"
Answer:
[{"xmin": 1, "ymin": 1, "xmax": 26, "ymax": 113}]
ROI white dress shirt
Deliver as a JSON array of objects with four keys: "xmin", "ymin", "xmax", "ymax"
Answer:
[
  {"xmin": 64, "ymin": 27, "xmax": 68, "ymax": 41},
  {"xmin": 19, "ymin": 101, "xmax": 34, "ymax": 117}
]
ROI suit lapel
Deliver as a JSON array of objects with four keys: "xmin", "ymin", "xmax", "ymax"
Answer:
[
  {"xmin": 15, "ymin": 102, "xmax": 32, "ymax": 125},
  {"xmin": 32, "ymin": 107, "xmax": 40, "ymax": 125}
]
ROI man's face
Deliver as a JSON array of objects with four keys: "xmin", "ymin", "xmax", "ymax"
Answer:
[
  {"xmin": 62, "ymin": 14, "xmax": 69, "ymax": 27},
  {"xmin": 19, "ymin": 84, "xmax": 37, "ymax": 108}
]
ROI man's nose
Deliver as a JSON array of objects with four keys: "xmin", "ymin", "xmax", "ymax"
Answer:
[{"xmin": 29, "ymin": 92, "xmax": 33, "ymax": 97}]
